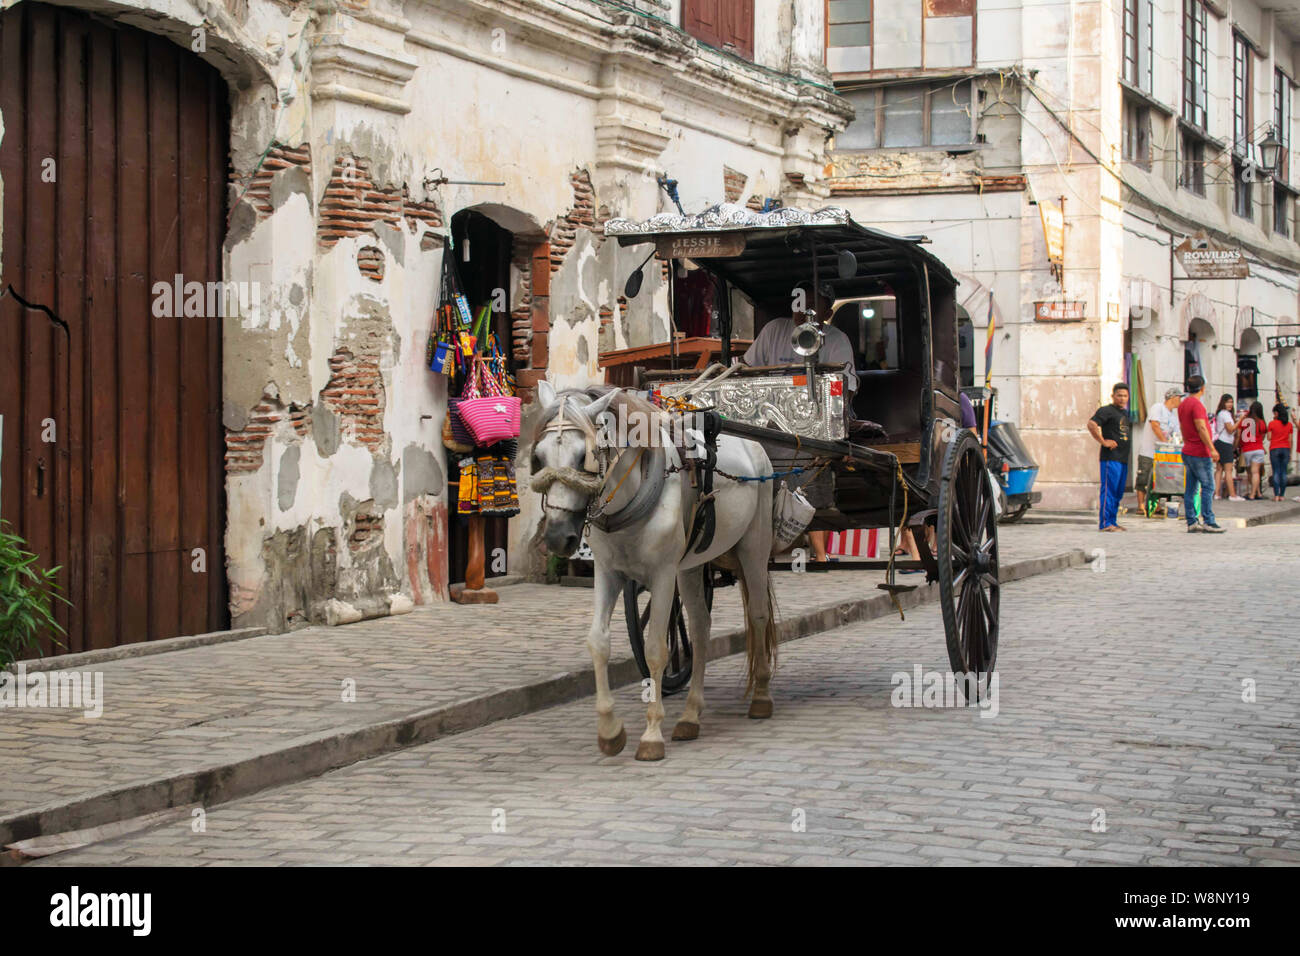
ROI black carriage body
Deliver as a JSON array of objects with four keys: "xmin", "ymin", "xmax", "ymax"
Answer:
[{"xmin": 606, "ymin": 205, "xmax": 962, "ymax": 526}]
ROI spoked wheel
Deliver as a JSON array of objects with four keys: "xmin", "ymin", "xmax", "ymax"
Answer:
[
  {"xmin": 936, "ymin": 431, "xmax": 1000, "ymax": 692},
  {"xmin": 623, "ymin": 568, "xmax": 713, "ymax": 696}
]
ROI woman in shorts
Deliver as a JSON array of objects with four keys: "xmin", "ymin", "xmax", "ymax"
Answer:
[
  {"xmin": 1237, "ymin": 401, "xmax": 1268, "ymax": 500},
  {"xmin": 1212, "ymin": 394, "xmax": 1239, "ymax": 500}
]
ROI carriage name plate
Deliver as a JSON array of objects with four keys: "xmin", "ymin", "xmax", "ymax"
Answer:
[
  {"xmin": 655, "ymin": 234, "xmax": 747, "ymax": 259},
  {"xmin": 681, "ymin": 372, "xmax": 846, "ymax": 441}
]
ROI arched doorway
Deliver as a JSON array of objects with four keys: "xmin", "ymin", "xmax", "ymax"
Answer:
[
  {"xmin": 1185, "ymin": 317, "xmax": 1215, "ymax": 390},
  {"xmin": 446, "ymin": 208, "xmax": 525, "ymax": 586},
  {"xmin": 1238, "ymin": 328, "xmax": 1263, "ymax": 405},
  {"xmin": 0, "ymin": 2, "xmax": 230, "ymax": 653}
]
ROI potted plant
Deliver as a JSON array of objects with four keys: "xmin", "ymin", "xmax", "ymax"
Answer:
[{"xmin": 0, "ymin": 521, "xmax": 67, "ymax": 669}]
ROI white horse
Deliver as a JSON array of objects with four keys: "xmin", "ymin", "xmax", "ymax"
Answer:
[{"xmin": 530, "ymin": 379, "xmax": 779, "ymax": 761}]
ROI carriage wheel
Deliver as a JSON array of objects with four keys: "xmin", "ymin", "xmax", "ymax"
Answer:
[
  {"xmin": 623, "ymin": 569, "xmax": 713, "ymax": 696},
  {"xmin": 936, "ymin": 431, "xmax": 1000, "ymax": 691}
]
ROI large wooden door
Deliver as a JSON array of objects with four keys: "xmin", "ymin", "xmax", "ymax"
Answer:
[{"xmin": 0, "ymin": 2, "xmax": 229, "ymax": 654}]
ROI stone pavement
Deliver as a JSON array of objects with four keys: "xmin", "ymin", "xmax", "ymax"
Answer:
[
  {"xmin": 1, "ymin": 524, "xmax": 1084, "ymax": 843},
  {"xmin": 24, "ymin": 515, "xmax": 1300, "ymax": 865}
]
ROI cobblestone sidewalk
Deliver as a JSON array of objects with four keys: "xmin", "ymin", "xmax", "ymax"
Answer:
[
  {"xmin": 32, "ymin": 517, "xmax": 1300, "ymax": 866},
  {"xmin": 1, "ymin": 524, "xmax": 1086, "ymax": 838}
]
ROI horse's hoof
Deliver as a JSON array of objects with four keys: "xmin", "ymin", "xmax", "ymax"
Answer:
[
  {"xmin": 748, "ymin": 698, "xmax": 773, "ymax": 719},
  {"xmin": 634, "ymin": 740, "xmax": 666, "ymax": 761},
  {"xmin": 671, "ymin": 721, "xmax": 700, "ymax": 741},
  {"xmin": 598, "ymin": 727, "xmax": 627, "ymax": 756}
]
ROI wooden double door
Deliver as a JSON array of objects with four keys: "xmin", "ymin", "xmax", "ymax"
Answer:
[{"xmin": 0, "ymin": 2, "xmax": 229, "ymax": 653}]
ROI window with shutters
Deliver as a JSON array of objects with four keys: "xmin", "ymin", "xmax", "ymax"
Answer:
[
  {"xmin": 837, "ymin": 81, "xmax": 973, "ymax": 149},
  {"xmin": 1122, "ymin": 0, "xmax": 1153, "ymax": 94},
  {"xmin": 683, "ymin": 0, "xmax": 754, "ymax": 60},
  {"xmin": 1182, "ymin": 0, "xmax": 1208, "ymax": 130},
  {"xmin": 1275, "ymin": 69, "xmax": 1292, "ymax": 186},
  {"xmin": 825, "ymin": 0, "xmax": 973, "ymax": 75}
]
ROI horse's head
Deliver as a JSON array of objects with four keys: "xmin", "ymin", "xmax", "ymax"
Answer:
[{"xmin": 530, "ymin": 380, "xmax": 617, "ymax": 557}]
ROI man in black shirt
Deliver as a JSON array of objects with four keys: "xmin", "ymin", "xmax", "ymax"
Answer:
[{"xmin": 1087, "ymin": 383, "xmax": 1132, "ymax": 532}]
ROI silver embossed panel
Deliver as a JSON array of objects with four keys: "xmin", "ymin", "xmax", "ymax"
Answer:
[{"xmin": 656, "ymin": 373, "xmax": 846, "ymax": 441}]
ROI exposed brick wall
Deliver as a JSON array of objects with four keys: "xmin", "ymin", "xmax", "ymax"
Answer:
[
  {"xmin": 548, "ymin": 170, "xmax": 609, "ymax": 274},
  {"xmin": 357, "ymin": 245, "xmax": 385, "ymax": 281},
  {"xmin": 745, "ymin": 194, "xmax": 766, "ymax": 212},
  {"xmin": 224, "ymin": 391, "xmax": 311, "ymax": 476},
  {"xmin": 510, "ymin": 237, "xmax": 534, "ymax": 365},
  {"xmin": 723, "ymin": 166, "xmax": 747, "ymax": 202},
  {"xmin": 318, "ymin": 155, "xmax": 443, "ymax": 249},
  {"xmin": 320, "ymin": 349, "xmax": 385, "ymax": 454},
  {"xmin": 229, "ymin": 143, "xmax": 312, "ymax": 221},
  {"xmin": 349, "ymin": 511, "xmax": 385, "ymax": 552}
]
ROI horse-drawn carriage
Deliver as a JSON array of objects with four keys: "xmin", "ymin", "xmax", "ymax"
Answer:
[{"xmin": 530, "ymin": 204, "xmax": 999, "ymax": 760}]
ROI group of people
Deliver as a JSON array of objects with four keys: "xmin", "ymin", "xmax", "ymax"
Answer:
[{"xmin": 1088, "ymin": 377, "xmax": 1295, "ymax": 534}]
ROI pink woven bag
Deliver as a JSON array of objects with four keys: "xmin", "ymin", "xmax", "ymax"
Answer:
[{"xmin": 457, "ymin": 356, "xmax": 521, "ymax": 446}]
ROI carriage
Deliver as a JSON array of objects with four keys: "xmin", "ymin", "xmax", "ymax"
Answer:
[{"xmin": 602, "ymin": 204, "xmax": 1000, "ymax": 694}]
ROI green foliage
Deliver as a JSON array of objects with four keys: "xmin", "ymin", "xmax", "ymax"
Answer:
[{"xmin": 0, "ymin": 521, "xmax": 67, "ymax": 669}]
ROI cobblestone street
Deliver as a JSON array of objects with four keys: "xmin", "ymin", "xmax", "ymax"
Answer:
[{"xmin": 32, "ymin": 515, "xmax": 1300, "ymax": 866}]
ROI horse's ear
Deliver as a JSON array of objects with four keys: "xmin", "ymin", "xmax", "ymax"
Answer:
[
  {"xmin": 582, "ymin": 390, "xmax": 618, "ymax": 422},
  {"xmin": 537, "ymin": 379, "xmax": 557, "ymax": 408}
]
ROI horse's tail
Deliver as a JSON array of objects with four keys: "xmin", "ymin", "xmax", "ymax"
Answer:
[{"xmin": 735, "ymin": 564, "xmax": 779, "ymax": 698}]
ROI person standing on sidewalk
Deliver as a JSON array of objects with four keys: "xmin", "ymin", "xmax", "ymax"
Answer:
[
  {"xmin": 1177, "ymin": 375, "xmax": 1225, "ymax": 533},
  {"xmin": 1237, "ymin": 401, "xmax": 1268, "ymax": 500},
  {"xmin": 1135, "ymin": 387, "xmax": 1182, "ymax": 516},
  {"xmin": 1266, "ymin": 404, "xmax": 1293, "ymax": 501},
  {"xmin": 1211, "ymin": 394, "xmax": 1240, "ymax": 500},
  {"xmin": 1087, "ymin": 383, "xmax": 1132, "ymax": 532}
]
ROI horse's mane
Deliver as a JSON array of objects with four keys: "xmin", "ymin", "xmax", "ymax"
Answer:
[{"xmin": 530, "ymin": 385, "xmax": 667, "ymax": 446}]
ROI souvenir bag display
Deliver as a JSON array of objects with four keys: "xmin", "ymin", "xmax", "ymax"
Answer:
[
  {"xmin": 457, "ymin": 354, "xmax": 521, "ymax": 446},
  {"xmin": 457, "ymin": 457, "xmax": 479, "ymax": 515},
  {"xmin": 476, "ymin": 454, "xmax": 521, "ymax": 517},
  {"xmin": 428, "ymin": 250, "xmax": 470, "ymax": 382}
]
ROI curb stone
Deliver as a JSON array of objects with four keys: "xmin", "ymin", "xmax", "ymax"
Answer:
[{"xmin": 0, "ymin": 548, "xmax": 1088, "ymax": 851}]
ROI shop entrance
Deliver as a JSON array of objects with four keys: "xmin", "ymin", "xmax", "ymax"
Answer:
[{"xmin": 446, "ymin": 210, "xmax": 516, "ymax": 586}]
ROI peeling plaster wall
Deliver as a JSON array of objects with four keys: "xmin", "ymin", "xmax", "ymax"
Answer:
[{"xmin": 17, "ymin": 0, "xmax": 849, "ymax": 631}]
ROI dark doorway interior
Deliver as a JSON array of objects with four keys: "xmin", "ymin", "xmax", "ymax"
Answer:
[{"xmin": 447, "ymin": 210, "xmax": 516, "ymax": 585}]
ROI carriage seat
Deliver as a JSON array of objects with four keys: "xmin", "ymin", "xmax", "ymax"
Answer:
[{"xmin": 852, "ymin": 368, "xmax": 924, "ymax": 441}]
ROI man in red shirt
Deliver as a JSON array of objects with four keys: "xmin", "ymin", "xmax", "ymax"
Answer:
[{"xmin": 1177, "ymin": 375, "xmax": 1225, "ymax": 533}]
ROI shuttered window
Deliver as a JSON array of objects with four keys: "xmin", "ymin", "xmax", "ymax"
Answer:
[{"xmin": 683, "ymin": 0, "xmax": 755, "ymax": 60}]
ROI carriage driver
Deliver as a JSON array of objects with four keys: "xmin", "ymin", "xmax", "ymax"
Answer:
[{"xmin": 738, "ymin": 279, "xmax": 858, "ymax": 562}]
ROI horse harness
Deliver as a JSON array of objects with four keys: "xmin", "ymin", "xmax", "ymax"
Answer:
[{"xmin": 534, "ymin": 399, "xmax": 723, "ymax": 555}]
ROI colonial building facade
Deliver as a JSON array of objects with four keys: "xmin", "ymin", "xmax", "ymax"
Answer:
[
  {"xmin": 0, "ymin": 0, "xmax": 850, "ymax": 650},
  {"xmin": 825, "ymin": 0, "xmax": 1300, "ymax": 509}
]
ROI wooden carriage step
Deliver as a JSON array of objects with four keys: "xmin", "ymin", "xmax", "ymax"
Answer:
[
  {"xmin": 862, "ymin": 441, "xmax": 922, "ymax": 463},
  {"xmin": 876, "ymin": 582, "xmax": 919, "ymax": 594}
]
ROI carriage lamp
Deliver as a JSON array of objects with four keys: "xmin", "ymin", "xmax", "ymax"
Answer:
[
  {"xmin": 1259, "ymin": 126, "xmax": 1284, "ymax": 178},
  {"xmin": 622, "ymin": 249, "xmax": 657, "ymax": 299}
]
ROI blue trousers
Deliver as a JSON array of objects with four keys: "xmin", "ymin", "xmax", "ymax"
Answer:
[
  {"xmin": 1098, "ymin": 460, "xmax": 1128, "ymax": 529},
  {"xmin": 1271, "ymin": 448, "xmax": 1291, "ymax": 498},
  {"xmin": 1182, "ymin": 454, "xmax": 1215, "ymax": 527}
]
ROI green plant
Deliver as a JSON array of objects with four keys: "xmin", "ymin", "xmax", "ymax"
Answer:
[{"xmin": 0, "ymin": 521, "xmax": 67, "ymax": 669}]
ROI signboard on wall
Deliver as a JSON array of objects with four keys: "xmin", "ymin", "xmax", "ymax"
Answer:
[
  {"xmin": 655, "ymin": 234, "xmax": 747, "ymax": 260},
  {"xmin": 1034, "ymin": 300, "xmax": 1086, "ymax": 322},
  {"xmin": 1174, "ymin": 232, "xmax": 1250, "ymax": 279},
  {"xmin": 1267, "ymin": 335, "xmax": 1300, "ymax": 350},
  {"xmin": 1038, "ymin": 200, "xmax": 1065, "ymax": 266}
]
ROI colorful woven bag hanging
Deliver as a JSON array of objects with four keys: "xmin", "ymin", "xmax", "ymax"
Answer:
[{"xmin": 456, "ymin": 356, "xmax": 521, "ymax": 446}]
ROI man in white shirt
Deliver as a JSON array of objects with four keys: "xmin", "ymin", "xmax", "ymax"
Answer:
[{"xmin": 1135, "ymin": 387, "xmax": 1182, "ymax": 514}]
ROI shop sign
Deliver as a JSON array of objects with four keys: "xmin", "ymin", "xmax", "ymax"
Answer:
[
  {"xmin": 1034, "ymin": 300, "xmax": 1086, "ymax": 322},
  {"xmin": 1038, "ymin": 200, "xmax": 1065, "ymax": 266},
  {"xmin": 1174, "ymin": 233, "xmax": 1250, "ymax": 279},
  {"xmin": 1267, "ymin": 335, "xmax": 1300, "ymax": 350},
  {"xmin": 655, "ymin": 234, "xmax": 747, "ymax": 259}
]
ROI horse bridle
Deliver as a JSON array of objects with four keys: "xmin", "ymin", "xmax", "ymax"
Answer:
[{"xmin": 532, "ymin": 401, "xmax": 606, "ymax": 519}]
